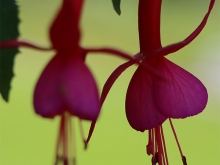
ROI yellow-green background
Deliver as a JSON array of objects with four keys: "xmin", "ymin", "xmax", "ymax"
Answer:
[{"xmin": 0, "ymin": 0, "xmax": 220, "ymax": 164}]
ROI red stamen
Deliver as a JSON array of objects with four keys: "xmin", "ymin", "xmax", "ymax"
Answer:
[
  {"xmin": 78, "ymin": 119, "xmax": 87, "ymax": 149},
  {"xmin": 152, "ymin": 152, "xmax": 158, "ymax": 165},
  {"xmin": 147, "ymin": 129, "xmax": 154, "ymax": 155},
  {"xmin": 148, "ymin": 125, "xmax": 170, "ymax": 165},
  {"xmin": 161, "ymin": 126, "xmax": 169, "ymax": 165},
  {"xmin": 63, "ymin": 114, "xmax": 68, "ymax": 165},
  {"xmin": 152, "ymin": 129, "xmax": 156, "ymax": 162},
  {"xmin": 54, "ymin": 114, "xmax": 65, "ymax": 165},
  {"xmin": 169, "ymin": 118, "xmax": 186, "ymax": 164},
  {"xmin": 155, "ymin": 126, "xmax": 165, "ymax": 165},
  {"xmin": 71, "ymin": 117, "xmax": 77, "ymax": 165},
  {"xmin": 182, "ymin": 156, "xmax": 187, "ymax": 165},
  {"xmin": 55, "ymin": 113, "xmax": 77, "ymax": 165}
]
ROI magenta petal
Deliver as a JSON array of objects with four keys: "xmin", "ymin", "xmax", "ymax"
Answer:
[
  {"xmin": 34, "ymin": 55, "xmax": 64, "ymax": 118},
  {"xmin": 153, "ymin": 58, "xmax": 208, "ymax": 118},
  {"xmin": 61, "ymin": 56, "xmax": 100, "ymax": 121},
  {"xmin": 126, "ymin": 66, "xmax": 167, "ymax": 132}
]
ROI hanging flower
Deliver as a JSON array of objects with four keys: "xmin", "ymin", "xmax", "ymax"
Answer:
[
  {"xmin": 31, "ymin": 0, "xmax": 100, "ymax": 163},
  {"xmin": 87, "ymin": 0, "xmax": 215, "ymax": 164},
  {"xmin": 0, "ymin": 0, "xmax": 152, "ymax": 163}
]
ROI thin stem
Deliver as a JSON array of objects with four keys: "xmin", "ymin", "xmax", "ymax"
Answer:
[{"xmin": 63, "ymin": 114, "xmax": 68, "ymax": 165}]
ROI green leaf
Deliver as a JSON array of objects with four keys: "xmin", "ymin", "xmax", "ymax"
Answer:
[
  {"xmin": 0, "ymin": 0, "xmax": 20, "ymax": 102},
  {"xmin": 112, "ymin": 0, "xmax": 121, "ymax": 15}
]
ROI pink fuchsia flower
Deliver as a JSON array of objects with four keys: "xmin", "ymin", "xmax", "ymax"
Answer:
[
  {"xmin": 29, "ymin": 0, "xmax": 100, "ymax": 163},
  {"xmin": 34, "ymin": 0, "xmax": 99, "ymax": 120},
  {"xmin": 0, "ymin": 0, "xmax": 152, "ymax": 163},
  {"xmin": 87, "ymin": 0, "xmax": 215, "ymax": 164},
  {"xmin": 126, "ymin": 0, "xmax": 214, "ymax": 131}
]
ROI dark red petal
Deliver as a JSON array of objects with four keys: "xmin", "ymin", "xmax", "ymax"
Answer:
[
  {"xmin": 153, "ymin": 58, "xmax": 208, "ymax": 118},
  {"xmin": 50, "ymin": 0, "xmax": 83, "ymax": 51},
  {"xmin": 0, "ymin": 39, "xmax": 52, "ymax": 51},
  {"xmin": 61, "ymin": 56, "xmax": 100, "ymax": 121},
  {"xmin": 34, "ymin": 55, "xmax": 64, "ymax": 118},
  {"xmin": 126, "ymin": 66, "xmax": 167, "ymax": 132}
]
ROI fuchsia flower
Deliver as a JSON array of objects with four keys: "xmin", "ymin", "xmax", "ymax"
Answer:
[
  {"xmin": 0, "ymin": 0, "xmax": 151, "ymax": 164},
  {"xmin": 33, "ymin": 0, "xmax": 100, "ymax": 163},
  {"xmin": 87, "ymin": 0, "xmax": 215, "ymax": 164}
]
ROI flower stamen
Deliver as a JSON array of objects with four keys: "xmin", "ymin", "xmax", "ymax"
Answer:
[
  {"xmin": 148, "ymin": 125, "xmax": 170, "ymax": 165},
  {"xmin": 78, "ymin": 119, "xmax": 87, "ymax": 149},
  {"xmin": 54, "ymin": 114, "xmax": 65, "ymax": 165},
  {"xmin": 54, "ymin": 113, "xmax": 76, "ymax": 165},
  {"xmin": 169, "ymin": 118, "xmax": 187, "ymax": 165},
  {"xmin": 161, "ymin": 126, "xmax": 169, "ymax": 165},
  {"xmin": 147, "ymin": 129, "xmax": 154, "ymax": 155}
]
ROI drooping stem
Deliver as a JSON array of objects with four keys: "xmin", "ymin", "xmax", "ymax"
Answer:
[{"xmin": 138, "ymin": 0, "xmax": 162, "ymax": 52}]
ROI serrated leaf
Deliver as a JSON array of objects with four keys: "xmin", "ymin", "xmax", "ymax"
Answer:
[
  {"xmin": 112, "ymin": 0, "xmax": 121, "ymax": 15},
  {"xmin": 0, "ymin": 0, "xmax": 20, "ymax": 102}
]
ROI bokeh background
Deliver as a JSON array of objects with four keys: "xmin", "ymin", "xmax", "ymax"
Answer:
[{"xmin": 0, "ymin": 0, "xmax": 220, "ymax": 164}]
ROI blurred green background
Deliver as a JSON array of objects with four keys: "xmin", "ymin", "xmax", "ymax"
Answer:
[{"xmin": 0, "ymin": 0, "xmax": 220, "ymax": 164}]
